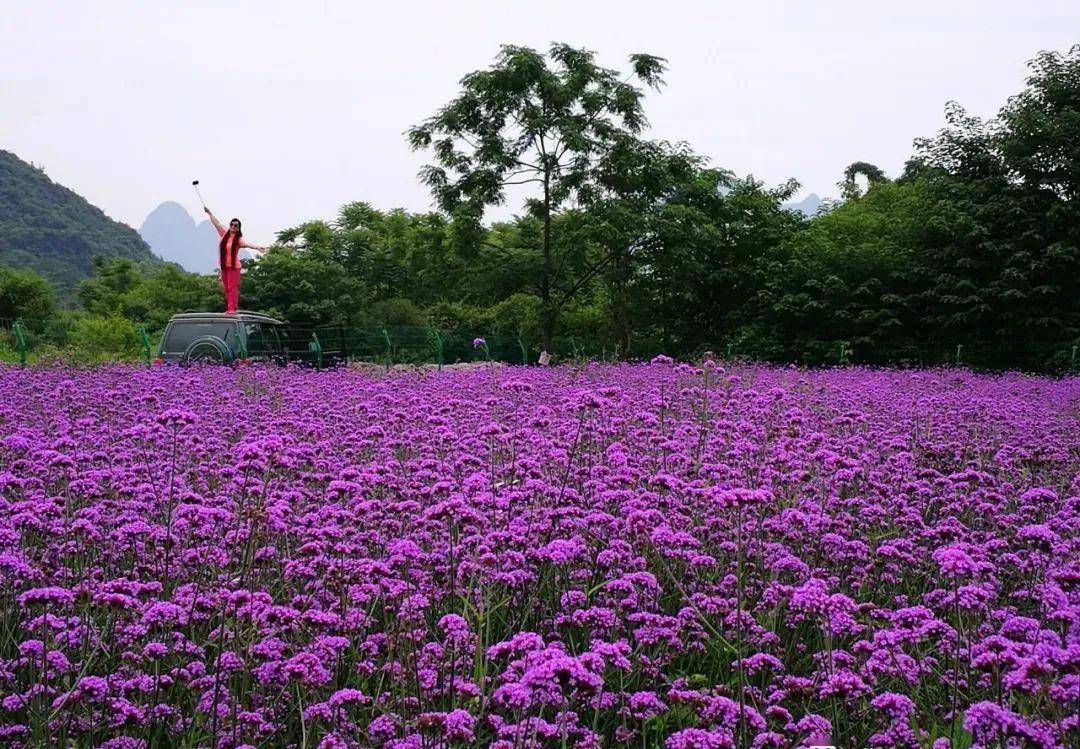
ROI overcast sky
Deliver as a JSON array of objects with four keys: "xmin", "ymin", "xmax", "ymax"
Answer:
[{"xmin": 3, "ymin": 1, "xmax": 1077, "ymax": 245}]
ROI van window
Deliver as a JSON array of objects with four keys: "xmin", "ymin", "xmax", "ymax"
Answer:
[
  {"xmin": 163, "ymin": 322, "xmax": 236, "ymax": 353},
  {"xmin": 245, "ymin": 323, "xmax": 281, "ymax": 355}
]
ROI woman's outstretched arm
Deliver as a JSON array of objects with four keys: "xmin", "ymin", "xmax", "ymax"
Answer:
[
  {"xmin": 240, "ymin": 239, "xmax": 269, "ymax": 254},
  {"xmin": 204, "ymin": 207, "xmax": 226, "ymax": 237}
]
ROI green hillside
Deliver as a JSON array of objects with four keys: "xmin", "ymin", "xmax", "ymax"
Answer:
[{"xmin": 0, "ymin": 150, "xmax": 161, "ymax": 293}]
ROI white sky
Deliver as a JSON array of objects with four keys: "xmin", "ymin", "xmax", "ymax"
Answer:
[{"xmin": 3, "ymin": 0, "xmax": 1077, "ymax": 246}]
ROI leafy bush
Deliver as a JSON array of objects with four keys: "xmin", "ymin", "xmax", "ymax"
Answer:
[
  {"xmin": 370, "ymin": 297, "xmax": 425, "ymax": 326},
  {"xmin": 423, "ymin": 300, "xmax": 490, "ymax": 331},
  {"xmin": 486, "ymin": 293, "xmax": 541, "ymax": 337},
  {"xmin": 557, "ymin": 303, "xmax": 611, "ymax": 343},
  {"xmin": 77, "ymin": 259, "xmax": 219, "ymax": 333},
  {"xmin": 68, "ymin": 314, "xmax": 141, "ymax": 360},
  {"xmin": 40, "ymin": 310, "xmax": 80, "ymax": 348},
  {"xmin": 0, "ymin": 265, "xmax": 56, "ymax": 329}
]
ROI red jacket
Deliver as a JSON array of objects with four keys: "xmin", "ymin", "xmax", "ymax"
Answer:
[{"xmin": 216, "ymin": 228, "xmax": 255, "ymax": 269}]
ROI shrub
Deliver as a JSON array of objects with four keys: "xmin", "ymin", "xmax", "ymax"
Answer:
[
  {"xmin": 370, "ymin": 297, "xmax": 425, "ymax": 326},
  {"xmin": 68, "ymin": 314, "xmax": 140, "ymax": 360},
  {"xmin": 0, "ymin": 265, "xmax": 57, "ymax": 330},
  {"xmin": 486, "ymin": 293, "xmax": 541, "ymax": 337},
  {"xmin": 423, "ymin": 300, "xmax": 490, "ymax": 331}
]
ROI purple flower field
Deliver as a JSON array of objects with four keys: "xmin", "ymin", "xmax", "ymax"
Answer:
[{"xmin": 0, "ymin": 362, "xmax": 1077, "ymax": 748}]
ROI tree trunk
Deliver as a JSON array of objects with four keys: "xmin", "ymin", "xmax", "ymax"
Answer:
[
  {"xmin": 610, "ymin": 249, "xmax": 631, "ymax": 357},
  {"xmin": 540, "ymin": 173, "xmax": 555, "ymax": 352}
]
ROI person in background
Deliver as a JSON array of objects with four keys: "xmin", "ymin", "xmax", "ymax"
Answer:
[{"xmin": 204, "ymin": 207, "xmax": 269, "ymax": 314}]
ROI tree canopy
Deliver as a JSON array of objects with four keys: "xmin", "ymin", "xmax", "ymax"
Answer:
[{"xmin": 408, "ymin": 43, "xmax": 668, "ymax": 347}]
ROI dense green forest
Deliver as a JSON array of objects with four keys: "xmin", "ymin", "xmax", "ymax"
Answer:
[
  {"xmin": 2, "ymin": 44, "xmax": 1078, "ymax": 368},
  {"xmin": 0, "ymin": 151, "xmax": 161, "ymax": 293}
]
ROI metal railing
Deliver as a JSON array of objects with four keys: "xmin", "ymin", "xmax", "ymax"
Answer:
[{"xmin": 1, "ymin": 315, "xmax": 1078, "ymax": 373}]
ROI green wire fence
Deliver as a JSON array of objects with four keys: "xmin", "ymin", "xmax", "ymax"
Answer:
[{"xmin": 1, "ymin": 315, "xmax": 1079, "ymax": 373}]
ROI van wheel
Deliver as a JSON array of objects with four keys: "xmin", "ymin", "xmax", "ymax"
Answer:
[{"xmin": 183, "ymin": 341, "xmax": 228, "ymax": 365}]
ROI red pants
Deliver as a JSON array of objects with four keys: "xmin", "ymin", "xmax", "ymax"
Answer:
[{"xmin": 220, "ymin": 267, "xmax": 240, "ymax": 313}]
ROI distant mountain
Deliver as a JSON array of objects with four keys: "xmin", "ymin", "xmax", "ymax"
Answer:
[
  {"xmin": 0, "ymin": 150, "xmax": 162, "ymax": 292},
  {"xmin": 785, "ymin": 192, "xmax": 824, "ymax": 216},
  {"xmin": 139, "ymin": 201, "xmax": 220, "ymax": 273}
]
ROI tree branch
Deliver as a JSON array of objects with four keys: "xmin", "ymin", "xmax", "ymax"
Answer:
[
  {"xmin": 501, "ymin": 178, "xmax": 546, "ymax": 186},
  {"xmin": 553, "ymin": 250, "xmax": 618, "ymax": 309}
]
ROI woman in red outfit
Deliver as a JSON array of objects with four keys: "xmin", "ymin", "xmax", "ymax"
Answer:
[{"xmin": 204, "ymin": 207, "xmax": 268, "ymax": 313}]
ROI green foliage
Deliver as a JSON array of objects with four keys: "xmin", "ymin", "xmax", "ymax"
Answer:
[
  {"xmin": 746, "ymin": 46, "xmax": 1080, "ymax": 365},
  {"xmin": 369, "ymin": 297, "xmax": 425, "ymax": 327},
  {"xmin": 76, "ymin": 258, "xmax": 219, "ymax": 331},
  {"xmin": 0, "ymin": 265, "xmax": 57, "ymax": 330},
  {"xmin": 409, "ymin": 43, "xmax": 669, "ymax": 347},
  {"xmin": 905, "ymin": 45, "xmax": 1080, "ymax": 345},
  {"xmin": 68, "ymin": 314, "xmax": 141, "ymax": 361},
  {"xmin": 38, "ymin": 310, "xmax": 80, "ymax": 348},
  {"xmin": 407, "ymin": 43, "xmax": 665, "ymax": 212},
  {"xmin": 0, "ymin": 150, "xmax": 160, "ymax": 294},
  {"xmin": 487, "ymin": 293, "xmax": 542, "ymax": 337},
  {"xmin": 242, "ymin": 245, "xmax": 364, "ymax": 325},
  {"xmin": 423, "ymin": 301, "xmax": 490, "ymax": 331},
  {"xmin": 840, "ymin": 161, "xmax": 889, "ymax": 199},
  {"xmin": 996, "ymin": 48, "xmax": 1080, "ymax": 202},
  {"xmin": 755, "ymin": 180, "xmax": 925, "ymax": 357}
]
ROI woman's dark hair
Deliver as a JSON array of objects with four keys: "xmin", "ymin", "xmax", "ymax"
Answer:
[{"xmin": 219, "ymin": 218, "xmax": 243, "ymax": 268}]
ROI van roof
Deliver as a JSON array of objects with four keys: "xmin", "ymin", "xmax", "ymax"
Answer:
[{"xmin": 169, "ymin": 311, "xmax": 285, "ymax": 325}]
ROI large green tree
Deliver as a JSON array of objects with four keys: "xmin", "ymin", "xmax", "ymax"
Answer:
[
  {"xmin": 635, "ymin": 174, "xmax": 800, "ymax": 353},
  {"xmin": 408, "ymin": 43, "xmax": 666, "ymax": 348},
  {"xmin": 908, "ymin": 45, "xmax": 1080, "ymax": 345},
  {"xmin": 583, "ymin": 138, "xmax": 706, "ymax": 353},
  {"xmin": 754, "ymin": 179, "xmax": 925, "ymax": 361}
]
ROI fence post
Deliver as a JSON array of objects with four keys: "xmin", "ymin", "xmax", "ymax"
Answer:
[
  {"xmin": 235, "ymin": 330, "xmax": 248, "ymax": 361},
  {"xmin": 381, "ymin": 328, "xmax": 392, "ymax": 371},
  {"xmin": 725, "ymin": 342, "xmax": 734, "ymax": 359},
  {"xmin": 309, "ymin": 331, "xmax": 323, "ymax": 372},
  {"xmin": 428, "ymin": 327, "xmax": 444, "ymax": 371},
  {"xmin": 138, "ymin": 325, "xmax": 153, "ymax": 367},
  {"xmin": 12, "ymin": 319, "xmax": 28, "ymax": 366},
  {"xmin": 955, "ymin": 344, "xmax": 963, "ymax": 364},
  {"xmin": 1071, "ymin": 345, "xmax": 1077, "ymax": 371},
  {"xmin": 518, "ymin": 334, "xmax": 528, "ymax": 365}
]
